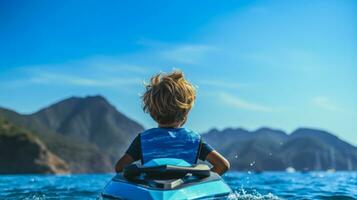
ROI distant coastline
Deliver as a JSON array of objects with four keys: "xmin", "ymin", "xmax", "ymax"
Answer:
[{"xmin": 0, "ymin": 95, "xmax": 356, "ymax": 174}]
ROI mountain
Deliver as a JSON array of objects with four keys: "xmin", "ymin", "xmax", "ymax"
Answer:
[
  {"xmin": 0, "ymin": 117, "xmax": 69, "ymax": 174},
  {"xmin": 1, "ymin": 95, "xmax": 356, "ymax": 173},
  {"xmin": 0, "ymin": 95, "xmax": 144, "ymax": 173},
  {"xmin": 30, "ymin": 95, "xmax": 144, "ymax": 161},
  {"xmin": 203, "ymin": 127, "xmax": 357, "ymax": 171}
]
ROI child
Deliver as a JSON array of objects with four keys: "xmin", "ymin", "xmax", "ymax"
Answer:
[{"xmin": 115, "ymin": 70, "xmax": 230, "ymax": 175}]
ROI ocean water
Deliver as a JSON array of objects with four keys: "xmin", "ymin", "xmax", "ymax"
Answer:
[{"xmin": 0, "ymin": 172, "xmax": 356, "ymax": 200}]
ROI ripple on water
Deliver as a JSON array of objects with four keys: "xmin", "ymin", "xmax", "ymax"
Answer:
[{"xmin": 315, "ymin": 195, "xmax": 356, "ymax": 200}]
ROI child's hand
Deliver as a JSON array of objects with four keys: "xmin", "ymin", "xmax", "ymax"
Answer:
[
  {"xmin": 205, "ymin": 151, "xmax": 230, "ymax": 175},
  {"xmin": 115, "ymin": 154, "xmax": 135, "ymax": 173}
]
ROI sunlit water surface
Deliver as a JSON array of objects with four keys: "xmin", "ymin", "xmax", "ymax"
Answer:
[{"xmin": 0, "ymin": 172, "xmax": 356, "ymax": 200}]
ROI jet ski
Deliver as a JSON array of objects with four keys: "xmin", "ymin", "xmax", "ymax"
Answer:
[{"xmin": 101, "ymin": 158, "xmax": 232, "ymax": 200}]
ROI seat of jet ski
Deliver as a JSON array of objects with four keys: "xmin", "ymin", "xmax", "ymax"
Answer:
[
  {"xmin": 121, "ymin": 159, "xmax": 213, "ymax": 190},
  {"xmin": 102, "ymin": 159, "xmax": 232, "ymax": 200}
]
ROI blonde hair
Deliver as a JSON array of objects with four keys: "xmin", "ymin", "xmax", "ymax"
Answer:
[{"xmin": 142, "ymin": 70, "xmax": 196, "ymax": 125}]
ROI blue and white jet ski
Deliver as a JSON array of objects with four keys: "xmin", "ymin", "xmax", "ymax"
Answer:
[{"xmin": 101, "ymin": 158, "xmax": 232, "ymax": 200}]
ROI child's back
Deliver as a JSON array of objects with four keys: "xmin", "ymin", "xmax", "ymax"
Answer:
[
  {"xmin": 115, "ymin": 70, "xmax": 230, "ymax": 175},
  {"xmin": 140, "ymin": 128, "xmax": 200, "ymax": 164}
]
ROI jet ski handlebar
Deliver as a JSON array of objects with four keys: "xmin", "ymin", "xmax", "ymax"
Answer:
[{"xmin": 123, "ymin": 163, "xmax": 211, "ymax": 180}]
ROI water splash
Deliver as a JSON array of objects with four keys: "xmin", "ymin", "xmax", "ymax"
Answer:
[
  {"xmin": 23, "ymin": 193, "xmax": 46, "ymax": 200},
  {"xmin": 228, "ymin": 188, "xmax": 280, "ymax": 200}
]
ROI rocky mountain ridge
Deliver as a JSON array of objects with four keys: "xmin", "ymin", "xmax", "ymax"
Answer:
[
  {"xmin": 0, "ymin": 95, "xmax": 143, "ymax": 173},
  {"xmin": 0, "ymin": 95, "xmax": 356, "ymax": 173},
  {"xmin": 203, "ymin": 127, "xmax": 357, "ymax": 171}
]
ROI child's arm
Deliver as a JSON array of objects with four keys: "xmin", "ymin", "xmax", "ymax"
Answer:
[
  {"xmin": 205, "ymin": 150, "xmax": 230, "ymax": 175},
  {"xmin": 115, "ymin": 135, "xmax": 141, "ymax": 173},
  {"xmin": 115, "ymin": 154, "xmax": 135, "ymax": 173}
]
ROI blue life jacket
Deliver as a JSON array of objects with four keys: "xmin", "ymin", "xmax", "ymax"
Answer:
[{"xmin": 140, "ymin": 128, "xmax": 201, "ymax": 165}]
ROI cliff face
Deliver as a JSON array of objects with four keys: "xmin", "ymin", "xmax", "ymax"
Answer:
[{"xmin": 0, "ymin": 118, "xmax": 69, "ymax": 174}]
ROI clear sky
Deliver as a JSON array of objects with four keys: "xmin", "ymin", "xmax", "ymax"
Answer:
[{"xmin": 1, "ymin": 0, "xmax": 356, "ymax": 145}]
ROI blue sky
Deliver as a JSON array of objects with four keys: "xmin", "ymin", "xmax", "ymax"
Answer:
[{"xmin": 1, "ymin": 0, "xmax": 356, "ymax": 145}]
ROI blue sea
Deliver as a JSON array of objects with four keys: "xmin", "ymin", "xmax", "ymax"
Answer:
[{"xmin": 0, "ymin": 172, "xmax": 356, "ymax": 200}]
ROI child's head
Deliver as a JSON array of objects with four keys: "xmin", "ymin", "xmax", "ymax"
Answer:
[{"xmin": 142, "ymin": 70, "xmax": 196, "ymax": 127}]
